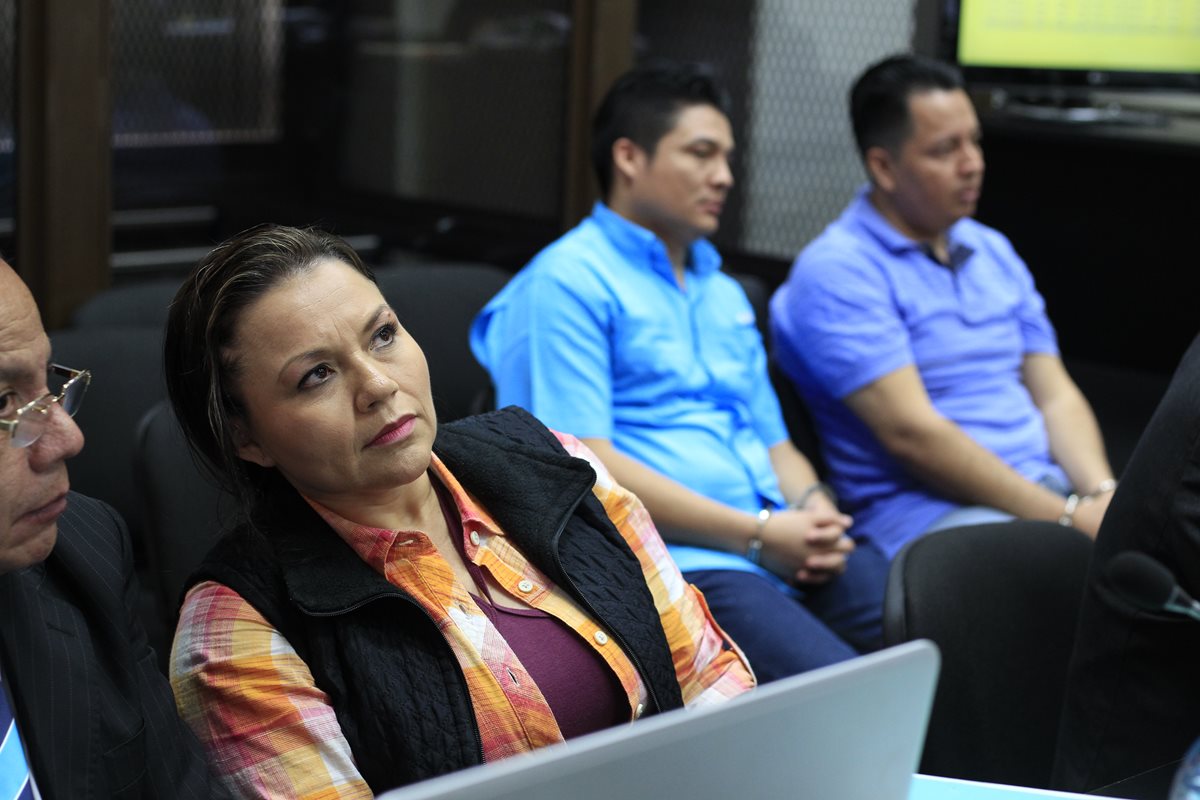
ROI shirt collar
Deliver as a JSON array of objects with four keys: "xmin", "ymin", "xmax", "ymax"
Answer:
[
  {"xmin": 589, "ymin": 201, "xmax": 723, "ymax": 282},
  {"xmin": 304, "ymin": 454, "xmax": 506, "ymax": 575},
  {"xmin": 847, "ymin": 184, "xmax": 975, "ymax": 267}
]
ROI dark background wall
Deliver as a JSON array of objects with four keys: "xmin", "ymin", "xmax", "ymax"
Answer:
[{"xmin": 972, "ymin": 119, "xmax": 1199, "ymax": 376}]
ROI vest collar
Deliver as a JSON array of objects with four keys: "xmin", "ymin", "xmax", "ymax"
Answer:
[{"xmin": 256, "ymin": 408, "xmax": 597, "ymax": 616}]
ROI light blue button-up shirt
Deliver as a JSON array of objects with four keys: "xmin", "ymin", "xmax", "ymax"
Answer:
[
  {"xmin": 770, "ymin": 186, "xmax": 1064, "ymax": 557},
  {"xmin": 472, "ymin": 202, "xmax": 789, "ymax": 576}
]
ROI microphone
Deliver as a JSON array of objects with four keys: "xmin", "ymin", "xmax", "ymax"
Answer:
[{"xmin": 1106, "ymin": 551, "xmax": 1200, "ymax": 623}]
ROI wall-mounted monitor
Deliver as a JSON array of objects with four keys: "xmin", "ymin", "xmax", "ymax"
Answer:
[{"xmin": 938, "ymin": 0, "xmax": 1200, "ymax": 95}]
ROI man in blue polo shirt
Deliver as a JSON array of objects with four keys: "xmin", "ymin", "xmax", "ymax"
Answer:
[
  {"xmin": 770, "ymin": 54, "xmax": 1115, "ymax": 558},
  {"xmin": 471, "ymin": 62, "xmax": 889, "ymax": 682}
]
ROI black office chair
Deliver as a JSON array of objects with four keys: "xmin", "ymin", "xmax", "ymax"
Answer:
[
  {"xmin": 374, "ymin": 261, "xmax": 511, "ymax": 423},
  {"xmin": 70, "ymin": 277, "xmax": 181, "ymax": 328},
  {"xmin": 49, "ymin": 326, "xmax": 166, "ymax": 542},
  {"xmin": 49, "ymin": 326, "xmax": 170, "ymax": 658},
  {"xmin": 726, "ymin": 269, "xmax": 829, "ymax": 475},
  {"xmin": 883, "ymin": 521, "xmax": 1093, "ymax": 789},
  {"xmin": 767, "ymin": 359, "xmax": 828, "ymax": 478},
  {"xmin": 727, "ymin": 270, "xmax": 770, "ymax": 344},
  {"xmin": 134, "ymin": 400, "xmax": 235, "ymax": 629}
]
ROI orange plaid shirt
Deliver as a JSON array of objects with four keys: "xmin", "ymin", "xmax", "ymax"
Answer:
[{"xmin": 170, "ymin": 432, "xmax": 754, "ymax": 799}]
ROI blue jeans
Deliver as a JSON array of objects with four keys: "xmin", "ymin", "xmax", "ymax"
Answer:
[{"xmin": 685, "ymin": 541, "xmax": 889, "ymax": 683}]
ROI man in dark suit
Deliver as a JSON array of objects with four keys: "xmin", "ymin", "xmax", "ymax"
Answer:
[
  {"xmin": 0, "ymin": 259, "xmax": 228, "ymax": 798},
  {"xmin": 1053, "ymin": 332, "xmax": 1200, "ymax": 794}
]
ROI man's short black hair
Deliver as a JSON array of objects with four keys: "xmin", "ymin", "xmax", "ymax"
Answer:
[
  {"xmin": 850, "ymin": 53, "xmax": 965, "ymax": 158},
  {"xmin": 591, "ymin": 60, "xmax": 730, "ymax": 200}
]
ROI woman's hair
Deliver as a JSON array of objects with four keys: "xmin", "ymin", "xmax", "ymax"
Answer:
[{"xmin": 164, "ymin": 223, "xmax": 375, "ymax": 517}]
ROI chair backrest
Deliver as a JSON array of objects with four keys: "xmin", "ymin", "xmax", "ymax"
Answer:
[
  {"xmin": 726, "ymin": 270, "xmax": 828, "ymax": 475},
  {"xmin": 374, "ymin": 261, "xmax": 511, "ymax": 423},
  {"xmin": 883, "ymin": 521, "xmax": 1094, "ymax": 789},
  {"xmin": 70, "ymin": 277, "xmax": 182, "ymax": 328},
  {"xmin": 49, "ymin": 326, "xmax": 167, "ymax": 544},
  {"xmin": 134, "ymin": 400, "xmax": 237, "ymax": 620},
  {"xmin": 767, "ymin": 359, "xmax": 828, "ymax": 478},
  {"xmin": 726, "ymin": 269, "xmax": 770, "ymax": 344}
]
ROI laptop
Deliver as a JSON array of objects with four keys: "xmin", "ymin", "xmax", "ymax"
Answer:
[{"xmin": 379, "ymin": 639, "xmax": 940, "ymax": 800}]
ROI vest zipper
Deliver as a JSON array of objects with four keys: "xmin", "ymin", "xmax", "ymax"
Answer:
[
  {"xmin": 548, "ymin": 486, "xmax": 664, "ymax": 717},
  {"xmin": 306, "ymin": 591, "xmax": 486, "ymax": 765}
]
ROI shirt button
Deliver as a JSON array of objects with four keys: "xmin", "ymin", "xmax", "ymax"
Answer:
[
  {"xmin": 634, "ymin": 703, "xmax": 645, "ymax": 719},
  {"xmin": 593, "ymin": 630, "xmax": 609, "ymax": 646},
  {"xmin": 469, "ymin": 531, "xmax": 481, "ymax": 546},
  {"xmin": 517, "ymin": 579, "xmax": 534, "ymax": 594}
]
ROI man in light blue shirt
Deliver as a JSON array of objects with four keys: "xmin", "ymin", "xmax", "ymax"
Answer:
[
  {"xmin": 472, "ymin": 62, "xmax": 889, "ymax": 681},
  {"xmin": 770, "ymin": 55, "xmax": 1115, "ymax": 558}
]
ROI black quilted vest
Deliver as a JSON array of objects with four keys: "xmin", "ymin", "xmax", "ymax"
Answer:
[{"xmin": 188, "ymin": 406, "xmax": 685, "ymax": 793}]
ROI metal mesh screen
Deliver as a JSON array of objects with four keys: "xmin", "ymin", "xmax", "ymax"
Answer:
[
  {"xmin": 113, "ymin": 0, "xmax": 282, "ymax": 146},
  {"xmin": 639, "ymin": 0, "xmax": 914, "ymax": 259},
  {"xmin": 745, "ymin": 0, "xmax": 913, "ymax": 257}
]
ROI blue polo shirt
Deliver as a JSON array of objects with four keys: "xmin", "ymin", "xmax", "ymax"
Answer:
[
  {"xmin": 769, "ymin": 186, "xmax": 1064, "ymax": 557},
  {"xmin": 471, "ymin": 202, "xmax": 789, "ymax": 576}
]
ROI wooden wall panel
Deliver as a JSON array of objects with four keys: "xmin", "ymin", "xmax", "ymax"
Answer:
[{"xmin": 17, "ymin": 0, "xmax": 111, "ymax": 328}]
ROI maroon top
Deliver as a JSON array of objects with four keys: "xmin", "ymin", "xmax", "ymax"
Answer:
[{"xmin": 435, "ymin": 479, "xmax": 628, "ymax": 739}]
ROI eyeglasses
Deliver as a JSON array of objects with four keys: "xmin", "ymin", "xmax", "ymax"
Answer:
[{"xmin": 0, "ymin": 364, "xmax": 91, "ymax": 448}]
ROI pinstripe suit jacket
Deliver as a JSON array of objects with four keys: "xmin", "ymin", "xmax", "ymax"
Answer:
[{"xmin": 0, "ymin": 492, "xmax": 228, "ymax": 799}]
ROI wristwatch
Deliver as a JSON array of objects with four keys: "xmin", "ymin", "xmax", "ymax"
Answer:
[{"xmin": 745, "ymin": 508, "xmax": 771, "ymax": 565}]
